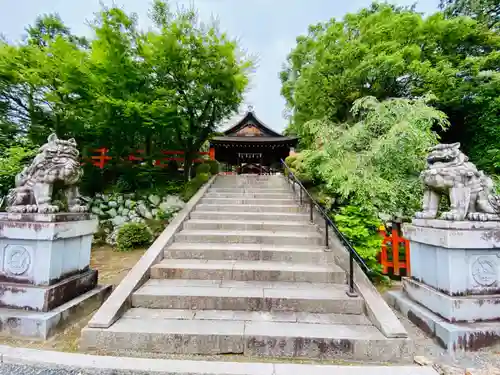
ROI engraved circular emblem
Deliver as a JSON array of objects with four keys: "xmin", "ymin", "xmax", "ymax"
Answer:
[
  {"xmin": 6, "ymin": 246, "xmax": 31, "ymax": 275},
  {"xmin": 471, "ymin": 257, "xmax": 497, "ymax": 287}
]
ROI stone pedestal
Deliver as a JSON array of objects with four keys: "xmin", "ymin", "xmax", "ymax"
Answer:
[
  {"xmin": 388, "ymin": 219, "xmax": 500, "ymax": 352},
  {"xmin": 0, "ymin": 213, "xmax": 111, "ymax": 339}
]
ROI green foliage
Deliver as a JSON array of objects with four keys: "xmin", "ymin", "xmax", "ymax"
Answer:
[
  {"xmin": 181, "ymin": 172, "xmax": 210, "ymax": 202},
  {"xmin": 440, "ymin": 0, "xmax": 499, "ymax": 29},
  {"xmin": 0, "ymin": 1, "xmax": 252, "ymax": 194},
  {"xmin": 195, "ymin": 163, "xmax": 211, "ymax": 176},
  {"xmin": 281, "ymin": 3, "xmax": 500, "ymax": 166},
  {"xmin": 205, "ymin": 160, "xmax": 220, "ymax": 175},
  {"xmin": 334, "ymin": 205, "xmax": 383, "ymax": 271},
  {"xmin": 116, "ymin": 223, "xmax": 152, "ymax": 252},
  {"xmin": 0, "ymin": 142, "xmax": 38, "ymax": 196}
]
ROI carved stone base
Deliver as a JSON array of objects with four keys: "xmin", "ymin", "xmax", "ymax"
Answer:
[
  {"xmin": 0, "ymin": 214, "xmax": 98, "ymax": 286},
  {"xmin": 404, "ymin": 221, "xmax": 500, "ymax": 296},
  {"xmin": 403, "ymin": 277, "xmax": 500, "ymax": 322},
  {"xmin": 0, "ymin": 285, "xmax": 111, "ymax": 340},
  {"xmin": 0, "ymin": 269, "xmax": 98, "ymax": 312}
]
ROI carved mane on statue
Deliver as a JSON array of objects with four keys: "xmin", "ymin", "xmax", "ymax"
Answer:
[
  {"xmin": 7, "ymin": 133, "xmax": 87, "ymax": 214},
  {"xmin": 415, "ymin": 142, "xmax": 500, "ymax": 221}
]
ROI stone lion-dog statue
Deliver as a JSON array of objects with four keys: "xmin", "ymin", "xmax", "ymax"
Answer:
[
  {"xmin": 415, "ymin": 143, "xmax": 500, "ymax": 221},
  {"xmin": 6, "ymin": 133, "xmax": 87, "ymax": 214}
]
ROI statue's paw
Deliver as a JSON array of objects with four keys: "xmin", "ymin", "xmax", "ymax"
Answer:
[
  {"xmin": 38, "ymin": 204, "xmax": 60, "ymax": 214},
  {"xmin": 467, "ymin": 212, "xmax": 483, "ymax": 221},
  {"xmin": 440, "ymin": 211, "xmax": 464, "ymax": 221},
  {"xmin": 69, "ymin": 205, "xmax": 87, "ymax": 213},
  {"xmin": 415, "ymin": 211, "xmax": 436, "ymax": 219},
  {"xmin": 26, "ymin": 205, "xmax": 38, "ymax": 213}
]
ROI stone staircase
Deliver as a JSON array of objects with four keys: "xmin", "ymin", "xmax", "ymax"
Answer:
[{"xmin": 82, "ymin": 175, "xmax": 412, "ymax": 362}]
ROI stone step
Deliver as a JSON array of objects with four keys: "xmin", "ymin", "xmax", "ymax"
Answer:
[
  {"xmin": 150, "ymin": 259, "xmax": 345, "ymax": 283},
  {"xmin": 190, "ymin": 211, "xmax": 310, "ymax": 222},
  {"xmin": 183, "ymin": 219, "xmax": 317, "ymax": 233},
  {"xmin": 165, "ymin": 243, "xmax": 329, "ymax": 263},
  {"xmin": 175, "ymin": 230, "xmax": 322, "ymax": 246},
  {"xmin": 205, "ymin": 192, "xmax": 294, "ymax": 199},
  {"xmin": 132, "ymin": 279, "xmax": 361, "ymax": 313},
  {"xmin": 81, "ymin": 315, "xmax": 412, "ymax": 361},
  {"xmin": 209, "ymin": 188, "xmax": 290, "ymax": 193},
  {"xmin": 195, "ymin": 204, "xmax": 303, "ymax": 213},
  {"xmin": 123, "ymin": 308, "xmax": 372, "ymax": 325},
  {"xmin": 201, "ymin": 198, "xmax": 296, "ymax": 205}
]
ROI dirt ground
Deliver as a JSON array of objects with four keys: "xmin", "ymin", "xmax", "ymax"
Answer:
[{"xmin": 0, "ymin": 245, "xmax": 146, "ymax": 352}]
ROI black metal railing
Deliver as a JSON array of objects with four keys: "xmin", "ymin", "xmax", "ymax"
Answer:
[{"xmin": 281, "ymin": 159, "xmax": 373, "ymax": 297}]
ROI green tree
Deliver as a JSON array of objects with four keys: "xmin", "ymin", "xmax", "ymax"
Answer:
[
  {"xmin": 281, "ymin": 3, "xmax": 500, "ymax": 169},
  {"xmin": 440, "ymin": 0, "xmax": 500, "ymax": 29},
  {"xmin": 145, "ymin": 1, "xmax": 252, "ymax": 179}
]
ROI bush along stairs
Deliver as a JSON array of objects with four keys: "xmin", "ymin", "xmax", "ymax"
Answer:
[{"xmin": 81, "ymin": 174, "xmax": 413, "ymax": 362}]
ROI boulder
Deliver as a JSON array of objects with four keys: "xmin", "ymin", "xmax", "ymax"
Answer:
[
  {"xmin": 107, "ymin": 208, "xmax": 118, "ymax": 218},
  {"xmin": 122, "ymin": 208, "xmax": 130, "ymax": 216},
  {"xmin": 124, "ymin": 199, "xmax": 135, "ymax": 209},
  {"xmin": 136, "ymin": 203, "xmax": 153, "ymax": 219},
  {"xmin": 161, "ymin": 195, "xmax": 185, "ymax": 212},
  {"xmin": 111, "ymin": 215, "xmax": 128, "ymax": 227},
  {"xmin": 91, "ymin": 206, "xmax": 101, "ymax": 215},
  {"xmin": 148, "ymin": 195, "xmax": 161, "ymax": 207},
  {"xmin": 108, "ymin": 201, "xmax": 118, "ymax": 208}
]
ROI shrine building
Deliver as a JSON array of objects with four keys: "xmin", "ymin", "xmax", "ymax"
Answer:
[{"xmin": 209, "ymin": 108, "xmax": 298, "ymax": 174}]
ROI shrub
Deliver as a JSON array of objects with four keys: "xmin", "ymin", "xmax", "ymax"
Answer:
[
  {"xmin": 205, "ymin": 160, "xmax": 220, "ymax": 175},
  {"xmin": 116, "ymin": 223, "xmax": 152, "ymax": 252},
  {"xmin": 195, "ymin": 163, "xmax": 211, "ymax": 175},
  {"xmin": 181, "ymin": 173, "xmax": 210, "ymax": 201}
]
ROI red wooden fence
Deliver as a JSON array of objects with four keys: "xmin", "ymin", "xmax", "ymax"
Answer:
[
  {"xmin": 379, "ymin": 223, "xmax": 411, "ymax": 276},
  {"xmin": 87, "ymin": 148, "xmax": 215, "ymax": 169}
]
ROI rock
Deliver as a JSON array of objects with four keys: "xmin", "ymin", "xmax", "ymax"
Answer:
[
  {"xmin": 107, "ymin": 208, "xmax": 118, "ymax": 218},
  {"xmin": 414, "ymin": 356, "xmax": 433, "ymax": 366},
  {"xmin": 99, "ymin": 204, "xmax": 107, "ymax": 210},
  {"xmin": 152, "ymin": 208, "xmax": 159, "ymax": 217},
  {"xmin": 117, "ymin": 195, "xmax": 124, "ymax": 204},
  {"xmin": 161, "ymin": 195, "xmax": 185, "ymax": 212},
  {"xmin": 148, "ymin": 195, "xmax": 161, "ymax": 207},
  {"xmin": 102, "ymin": 194, "xmax": 109, "ymax": 202},
  {"xmin": 111, "ymin": 215, "xmax": 128, "ymax": 227},
  {"xmin": 108, "ymin": 201, "xmax": 118, "ymax": 208},
  {"xmin": 106, "ymin": 228, "xmax": 120, "ymax": 246},
  {"xmin": 91, "ymin": 206, "xmax": 101, "ymax": 215},
  {"xmin": 122, "ymin": 208, "xmax": 130, "ymax": 216},
  {"xmin": 117, "ymin": 206, "xmax": 123, "ymax": 215},
  {"xmin": 136, "ymin": 203, "xmax": 153, "ymax": 219},
  {"xmin": 124, "ymin": 199, "xmax": 135, "ymax": 209}
]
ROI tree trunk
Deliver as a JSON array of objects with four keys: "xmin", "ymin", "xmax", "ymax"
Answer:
[{"xmin": 184, "ymin": 151, "xmax": 194, "ymax": 181}]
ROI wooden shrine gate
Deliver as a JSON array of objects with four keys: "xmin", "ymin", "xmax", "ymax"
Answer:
[{"xmin": 378, "ymin": 222, "xmax": 411, "ymax": 277}]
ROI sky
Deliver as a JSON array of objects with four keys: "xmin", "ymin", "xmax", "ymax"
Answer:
[{"xmin": 0, "ymin": 0, "xmax": 439, "ymax": 133}]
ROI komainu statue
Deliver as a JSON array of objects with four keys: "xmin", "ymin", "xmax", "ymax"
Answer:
[
  {"xmin": 415, "ymin": 143, "xmax": 500, "ymax": 221},
  {"xmin": 6, "ymin": 134, "xmax": 87, "ymax": 214}
]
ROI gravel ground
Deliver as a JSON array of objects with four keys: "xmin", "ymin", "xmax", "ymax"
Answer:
[{"xmin": 393, "ymin": 308, "xmax": 500, "ymax": 371}]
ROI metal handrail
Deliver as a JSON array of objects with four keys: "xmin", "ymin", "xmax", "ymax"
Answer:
[{"xmin": 280, "ymin": 159, "xmax": 374, "ymax": 297}]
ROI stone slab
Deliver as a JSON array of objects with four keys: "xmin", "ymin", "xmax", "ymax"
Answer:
[
  {"xmin": 412, "ymin": 219, "xmax": 500, "ymax": 230},
  {"xmin": 388, "ymin": 290, "xmax": 500, "ymax": 352},
  {"xmin": 86, "ymin": 176, "xmax": 216, "ymax": 329},
  {"xmin": 195, "ymin": 204, "xmax": 303, "ymax": 213},
  {"xmin": 131, "ymin": 279, "xmax": 362, "ymax": 313},
  {"xmin": 403, "ymin": 222, "xmax": 500, "ymax": 249},
  {"xmin": 0, "ymin": 268, "xmax": 97, "ymax": 311},
  {"xmin": 201, "ymin": 198, "xmax": 296, "ymax": 205},
  {"xmin": 403, "ymin": 277, "xmax": 500, "ymax": 322},
  {"xmin": 0, "ymin": 212, "xmax": 94, "ymax": 223},
  {"xmin": 0, "ymin": 285, "xmax": 111, "ymax": 340},
  {"xmin": 190, "ymin": 211, "xmax": 310, "ymax": 222},
  {"xmin": 165, "ymin": 242, "xmax": 329, "ymax": 263},
  {"xmin": 0, "ymin": 344, "xmax": 439, "ymax": 374},
  {"xmin": 183, "ymin": 219, "xmax": 317, "ymax": 233},
  {"xmin": 150, "ymin": 259, "xmax": 345, "ymax": 283},
  {"xmin": 81, "ymin": 317, "xmax": 413, "ymax": 361},
  {"xmin": 175, "ymin": 229, "xmax": 322, "ymax": 246},
  {"xmin": 0, "ymin": 218, "xmax": 97, "ymax": 240}
]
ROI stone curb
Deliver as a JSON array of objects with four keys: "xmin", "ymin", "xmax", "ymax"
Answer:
[
  {"xmin": 0, "ymin": 345, "xmax": 439, "ymax": 375},
  {"xmin": 86, "ymin": 176, "xmax": 216, "ymax": 329}
]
